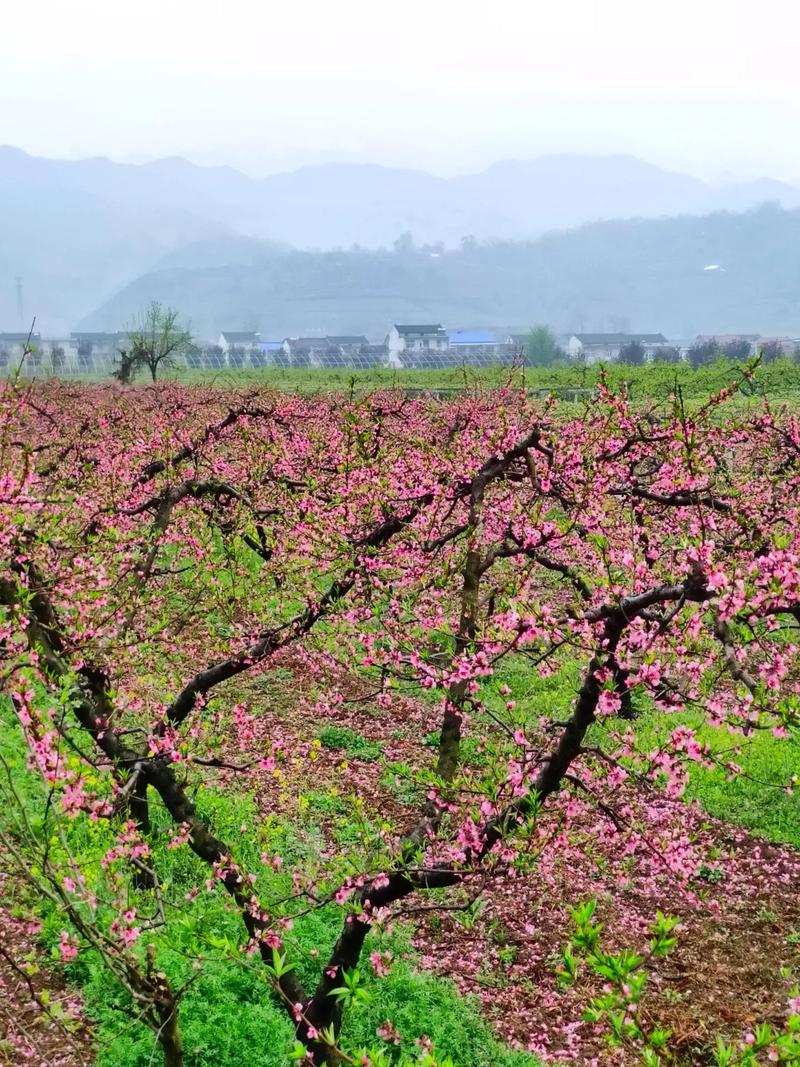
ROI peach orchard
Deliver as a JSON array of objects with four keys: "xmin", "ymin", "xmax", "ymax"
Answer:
[{"xmin": 1, "ymin": 372, "xmax": 799, "ymax": 1066}]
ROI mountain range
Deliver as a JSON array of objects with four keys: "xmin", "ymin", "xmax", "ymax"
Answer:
[{"xmin": 3, "ymin": 144, "xmax": 800, "ymax": 333}]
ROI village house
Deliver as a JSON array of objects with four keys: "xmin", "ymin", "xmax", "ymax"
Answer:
[
  {"xmin": 757, "ymin": 336, "xmax": 800, "ymax": 355},
  {"xmin": 218, "ymin": 331, "xmax": 260, "ymax": 357},
  {"xmin": 325, "ymin": 335, "xmax": 369, "ymax": 357},
  {"xmin": 448, "ymin": 329, "xmax": 511, "ymax": 365},
  {"xmin": 0, "ymin": 332, "xmax": 42, "ymax": 368},
  {"xmin": 386, "ymin": 324, "xmax": 449, "ymax": 366},
  {"xmin": 70, "ymin": 332, "xmax": 130, "ymax": 371},
  {"xmin": 695, "ymin": 334, "xmax": 800, "ymax": 358},
  {"xmin": 448, "ymin": 329, "xmax": 497, "ymax": 347},
  {"xmin": 504, "ymin": 333, "xmax": 530, "ymax": 352},
  {"xmin": 566, "ymin": 333, "xmax": 668, "ymax": 363},
  {"xmin": 282, "ymin": 337, "xmax": 330, "ymax": 365},
  {"xmin": 695, "ymin": 334, "xmax": 761, "ymax": 347}
]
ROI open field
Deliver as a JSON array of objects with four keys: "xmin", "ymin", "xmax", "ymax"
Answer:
[
  {"xmin": 176, "ymin": 357, "xmax": 800, "ymax": 399},
  {"xmin": 20, "ymin": 356, "xmax": 800, "ymax": 409}
]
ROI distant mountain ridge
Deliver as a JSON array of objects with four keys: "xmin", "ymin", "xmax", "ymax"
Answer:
[
  {"xmin": 81, "ymin": 204, "xmax": 800, "ymax": 340},
  {"xmin": 3, "ymin": 144, "xmax": 800, "ymax": 332}
]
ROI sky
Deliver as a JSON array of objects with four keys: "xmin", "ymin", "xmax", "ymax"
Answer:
[{"xmin": 3, "ymin": 0, "xmax": 800, "ymax": 179}]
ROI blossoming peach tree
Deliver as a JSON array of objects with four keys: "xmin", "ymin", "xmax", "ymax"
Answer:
[{"xmin": 1, "ymin": 371, "xmax": 799, "ymax": 1065}]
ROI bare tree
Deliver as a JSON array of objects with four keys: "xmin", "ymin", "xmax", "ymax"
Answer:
[
  {"xmin": 113, "ymin": 342, "xmax": 138, "ymax": 384},
  {"xmin": 128, "ymin": 302, "xmax": 193, "ymax": 382},
  {"xmin": 49, "ymin": 344, "xmax": 66, "ymax": 375}
]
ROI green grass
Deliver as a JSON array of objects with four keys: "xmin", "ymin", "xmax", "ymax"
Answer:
[
  {"xmin": 84, "ymin": 953, "xmax": 538, "ymax": 1067},
  {"xmin": 176, "ymin": 355, "xmax": 800, "ymax": 405},
  {"xmin": 484, "ymin": 656, "xmax": 800, "ymax": 848},
  {"xmin": 630, "ymin": 707, "xmax": 800, "ymax": 848},
  {"xmin": 422, "ymin": 730, "xmax": 489, "ymax": 768},
  {"xmin": 381, "ymin": 761, "xmax": 425, "ymax": 807},
  {"xmin": 0, "ymin": 698, "xmax": 540, "ymax": 1067},
  {"xmin": 316, "ymin": 723, "xmax": 383, "ymax": 761},
  {"xmin": 39, "ymin": 356, "xmax": 800, "ymax": 406}
]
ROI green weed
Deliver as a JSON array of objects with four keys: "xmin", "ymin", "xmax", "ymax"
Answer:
[{"xmin": 316, "ymin": 723, "xmax": 382, "ymax": 761}]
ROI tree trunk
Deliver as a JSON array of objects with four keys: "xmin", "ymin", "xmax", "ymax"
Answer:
[
  {"xmin": 146, "ymin": 944, "xmax": 184, "ymax": 1067},
  {"xmin": 612, "ymin": 661, "xmax": 637, "ymax": 720},
  {"xmin": 158, "ymin": 1006, "xmax": 184, "ymax": 1067},
  {"xmin": 129, "ymin": 776, "xmax": 156, "ymax": 889},
  {"xmin": 436, "ymin": 546, "xmax": 481, "ymax": 782},
  {"xmin": 306, "ymin": 1034, "xmax": 341, "ymax": 1067}
]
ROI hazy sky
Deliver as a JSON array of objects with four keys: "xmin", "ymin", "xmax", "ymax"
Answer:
[{"xmin": 3, "ymin": 0, "xmax": 800, "ymax": 178}]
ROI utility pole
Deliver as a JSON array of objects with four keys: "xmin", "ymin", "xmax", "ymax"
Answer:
[{"xmin": 15, "ymin": 276, "xmax": 24, "ymax": 330}]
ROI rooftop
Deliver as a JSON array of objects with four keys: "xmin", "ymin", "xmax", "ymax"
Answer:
[
  {"xmin": 448, "ymin": 330, "xmax": 497, "ymax": 345},
  {"xmin": 70, "ymin": 331, "xmax": 127, "ymax": 341},
  {"xmin": 696, "ymin": 334, "xmax": 761, "ymax": 343},
  {"xmin": 220, "ymin": 330, "xmax": 260, "ymax": 342},
  {"xmin": 394, "ymin": 324, "xmax": 445, "ymax": 335},
  {"xmin": 572, "ymin": 333, "xmax": 667, "ymax": 345}
]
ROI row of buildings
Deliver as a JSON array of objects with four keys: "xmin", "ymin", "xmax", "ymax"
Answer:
[
  {"xmin": 0, "ymin": 326, "xmax": 512, "ymax": 371},
  {"xmin": 2, "ymin": 328, "xmax": 799, "ymax": 373},
  {"xmin": 217, "ymin": 328, "xmax": 683, "ymax": 367},
  {"xmin": 210, "ymin": 327, "xmax": 513, "ymax": 367}
]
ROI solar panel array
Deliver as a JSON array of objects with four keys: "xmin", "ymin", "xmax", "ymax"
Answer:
[{"xmin": 4, "ymin": 338, "xmax": 529, "ymax": 377}]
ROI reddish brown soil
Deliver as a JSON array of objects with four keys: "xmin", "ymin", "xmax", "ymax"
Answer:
[{"xmin": 0, "ymin": 873, "xmax": 93, "ymax": 1067}]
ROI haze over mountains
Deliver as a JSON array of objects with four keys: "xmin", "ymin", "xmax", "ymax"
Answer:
[
  {"xmin": 82, "ymin": 204, "xmax": 800, "ymax": 340},
  {"xmin": 3, "ymin": 144, "xmax": 800, "ymax": 334}
]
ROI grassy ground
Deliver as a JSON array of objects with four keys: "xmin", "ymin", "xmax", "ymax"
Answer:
[
  {"xmin": 2, "ymin": 634, "xmax": 799, "ymax": 1065},
  {"xmin": 491, "ymin": 656, "xmax": 800, "ymax": 848},
  {"xmin": 0, "ymin": 697, "xmax": 542, "ymax": 1067},
  {"xmin": 21, "ymin": 356, "xmax": 800, "ymax": 404},
  {"xmin": 2, "ymin": 647, "xmax": 799, "ymax": 1065},
  {"xmin": 633, "ymin": 707, "xmax": 800, "ymax": 847},
  {"xmin": 181, "ymin": 357, "xmax": 800, "ymax": 401}
]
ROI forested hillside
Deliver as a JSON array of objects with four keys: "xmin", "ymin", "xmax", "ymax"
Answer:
[{"xmin": 83, "ymin": 203, "xmax": 800, "ymax": 338}]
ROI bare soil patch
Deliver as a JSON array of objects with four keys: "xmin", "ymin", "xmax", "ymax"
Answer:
[{"xmin": 0, "ymin": 872, "xmax": 93, "ymax": 1067}]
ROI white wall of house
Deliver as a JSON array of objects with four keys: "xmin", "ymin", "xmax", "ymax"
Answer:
[
  {"xmin": 567, "ymin": 336, "xmax": 620, "ymax": 362},
  {"xmin": 385, "ymin": 327, "xmax": 404, "ymax": 367},
  {"xmin": 386, "ymin": 326, "xmax": 448, "ymax": 366},
  {"xmin": 0, "ymin": 341, "xmax": 29, "ymax": 361},
  {"xmin": 589, "ymin": 345, "xmax": 620, "ymax": 363}
]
